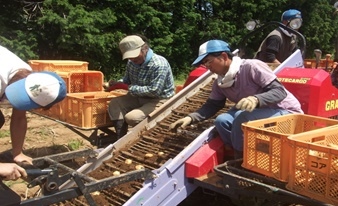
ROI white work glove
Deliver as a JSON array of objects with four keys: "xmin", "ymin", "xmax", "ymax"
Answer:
[
  {"xmin": 236, "ymin": 96, "xmax": 259, "ymax": 112},
  {"xmin": 169, "ymin": 117, "xmax": 192, "ymax": 131}
]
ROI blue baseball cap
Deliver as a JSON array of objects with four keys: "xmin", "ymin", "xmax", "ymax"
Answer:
[
  {"xmin": 192, "ymin": 40, "xmax": 230, "ymax": 66},
  {"xmin": 5, "ymin": 71, "xmax": 67, "ymax": 110}
]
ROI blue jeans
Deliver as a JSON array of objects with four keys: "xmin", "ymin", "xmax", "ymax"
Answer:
[{"xmin": 214, "ymin": 108, "xmax": 291, "ymax": 151}]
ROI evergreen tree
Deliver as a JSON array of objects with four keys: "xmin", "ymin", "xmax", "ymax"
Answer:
[{"xmin": 1, "ymin": 0, "xmax": 338, "ymax": 79}]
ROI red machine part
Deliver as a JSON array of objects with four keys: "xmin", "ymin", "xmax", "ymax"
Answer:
[
  {"xmin": 185, "ymin": 136, "xmax": 225, "ymax": 178},
  {"xmin": 183, "ymin": 66, "xmax": 208, "ymax": 88},
  {"xmin": 176, "ymin": 66, "xmax": 208, "ymax": 93},
  {"xmin": 277, "ymin": 67, "xmax": 338, "ymax": 118}
]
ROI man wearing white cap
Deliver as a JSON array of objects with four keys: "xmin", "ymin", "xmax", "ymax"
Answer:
[
  {"xmin": 0, "ymin": 45, "xmax": 66, "ymax": 180},
  {"xmin": 170, "ymin": 40, "xmax": 303, "ymax": 161},
  {"xmin": 108, "ymin": 35, "xmax": 175, "ymax": 139}
]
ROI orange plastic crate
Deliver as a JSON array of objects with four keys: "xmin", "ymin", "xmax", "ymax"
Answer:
[
  {"xmin": 304, "ymin": 59, "xmax": 334, "ymax": 69},
  {"xmin": 287, "ymin": 127, "xmax": 338, "ymax": 205},
  {"xmin": 32, "ymin": 90, "xmax": 128, "ymax": 124},
  {"xmin": 64, "ymin": 91, "xmax": 126, "ymax": 129},
  {"xmin": 57, "ymin": 71, "xmax": 104, "ymax": 93},
  {"xmin": 32, "ymin": 100, "xmax": 67, "ymax": 121},
  {"xmin": 28, "ymin": 60, "xmax": 88, "ymax": 72},
  {"xmin": 242, "ymin": 114, "xmax": 338, "ymax": 182}
]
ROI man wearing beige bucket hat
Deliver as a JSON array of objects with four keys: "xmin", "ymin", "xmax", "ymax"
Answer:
[{"xmin": 108, "ymin": 35, "xmax": 175, "ymax": 139}]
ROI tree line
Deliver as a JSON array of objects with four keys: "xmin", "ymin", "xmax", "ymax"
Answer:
[{"xmin": 1, "ymin": 0, "xmax": 338, "ymax": 80}]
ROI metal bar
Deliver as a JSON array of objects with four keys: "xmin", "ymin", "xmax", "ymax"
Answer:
[
  {"xmin": 20, "ymin": 169, "xmax": 154, "ymax": 206},
  {"xmin": 29, "ymin": 111, "xmax": 100, "ymax": 130},
  {"xmin": 59, "ymin": 145, "xmax": 114, "ymax": 189},
  {"xmin": 30, "ymin": 112, "xmax": 116, "ymax": 147},
  {"xmin": 72, "ymin": 173, "xmax": 97, "ymax": 206},
  {"xmin": 33, "ymin": 149, "xmax": 97, "ymax": 166},
  {"xmin": 0, "ymin": 182, "xmax": 21, "ymax": 206},
  {"xmin": 38, "ymin": 158, "xmax": 98, "ymax": 184},
  {"xmin": 214, "ymin": 160, "xmax": 333, "ymax": 206}
]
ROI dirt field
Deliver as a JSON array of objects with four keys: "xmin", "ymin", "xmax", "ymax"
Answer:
[{"xmin": 0, "ymin": 108, "xmax": 234, "ymax": 205}]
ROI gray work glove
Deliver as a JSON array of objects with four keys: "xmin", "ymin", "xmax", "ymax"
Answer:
[
  {"xmin": 236, "ymin": 96, "xmax": 259, "ymax": 112},
  {"xmin": 169, "ymin": 117, "xmax": 192, "ymax": 131}
]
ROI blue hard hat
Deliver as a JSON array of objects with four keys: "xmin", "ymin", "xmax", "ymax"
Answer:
[{"xmin": 281, "ymin": 9, "xmax": 302, "ymax": 21}]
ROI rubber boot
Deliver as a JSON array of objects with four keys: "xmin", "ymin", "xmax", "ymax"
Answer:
[
  {"xmin": 234, "ymin": 150, "xmax": 243, "ymax": 159},
  {"xmin": 223, "ymin": 145, "xmax": 235, "ymax": 161},
  {"xmin": 113, "ymin": 120, "xmax": 128, "ymax": 139},
  {"xmin": 234, "ymin": 150, "xmax": 243, "ymax": 168},
  {"xmin": 0, "ymin": 110, "xmax": 4, "ymax": 129}
]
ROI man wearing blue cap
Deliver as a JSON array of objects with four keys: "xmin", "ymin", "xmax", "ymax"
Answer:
[
  {"xmin": 255, "ymin": 9, "xmax": 303, "ymax": 63},
  {"xmin": 0, "ymin": 45, "xmax": 66, "ymax": 180},
  {"xmin": 170, "ymin": 40, "xmax": 303, "ymax": 160}
]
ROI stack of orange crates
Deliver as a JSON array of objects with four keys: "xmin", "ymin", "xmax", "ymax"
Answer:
[
  {"xmin": 29, "ymin": 60, "xmax": 126, "ymax": 129},
  {"xmin": 303, "ymin": 58, "xmax": 334, "ymax": 69},
  {"xmin": 286, "ymin": 127, "xmax": 338, "ymax": 205},
  {"xmin": 241, "ymin": 114, "xmax": 338, "ymax": 182}
]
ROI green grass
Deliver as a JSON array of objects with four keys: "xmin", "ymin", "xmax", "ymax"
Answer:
[
  {"xmin": 175, "ymin": 74, "xmax": 188, "ymax": 86},
  {"xmin": 0, "ymin": 130, "xmax": 10, "ymax": 138},
  {"xmin": 67, "ymin": 139, "xmax": 84, "ymax": 151},
  {"xmin": 32, "ymin": 127, "xmax": 50, "ymax": 137}
]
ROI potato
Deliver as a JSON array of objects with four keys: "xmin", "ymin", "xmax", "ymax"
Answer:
[
  {"xmin": 125, "ymin": 159, "xmax": 132, "ymax": 164},
  {"xmin": 144, "ymin": 153, "xmax": 153, "ymax": 158},
  {"xmin": 135, "ymin": 165, "xmax": 144, "ymax": 170},
  {"xmin": 113, "ymin": 171, "xmax": 120, "ymax": 176},
  {"xmin": 158, "ymin": 152, "xmax": 164, "ymax": 156},
  {"xmin": 92, "ymin": 191, "xmax": 100, "ymax": 196}
]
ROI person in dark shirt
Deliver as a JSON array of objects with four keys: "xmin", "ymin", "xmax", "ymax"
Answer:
[{"xmin": 255, "ymin": 9, "xmax": 302, "ymax": 63}]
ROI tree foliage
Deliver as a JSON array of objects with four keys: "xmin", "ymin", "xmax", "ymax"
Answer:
[{"xmin": 1, "ymin": 0, "xmax": 338, "ymax": 80}]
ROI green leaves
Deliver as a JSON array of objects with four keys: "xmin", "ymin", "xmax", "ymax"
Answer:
[{"xmin": 1, "ymin": 0, "xmax": 338, "ymax": 79}]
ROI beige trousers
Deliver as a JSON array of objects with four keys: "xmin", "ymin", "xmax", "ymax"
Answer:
[{"xmin": 108, "ymin": 93, "xmax": 166, "ymax": 126}]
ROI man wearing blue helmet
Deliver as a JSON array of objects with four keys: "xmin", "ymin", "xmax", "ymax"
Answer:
[
  {"xmin": 170, "ymin": 40, "xmax": 303, "ymax": 161},
  {"xmin": 255, "ymin": 9, "xmax": 303, "ymax": 63}
]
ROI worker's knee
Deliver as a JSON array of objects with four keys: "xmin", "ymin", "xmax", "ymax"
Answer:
[
  {"xmin": 125, "ymin": 110, "xmax": 146, "ymax": 126},
  {"xmin": 215, "ymin": 113, "xmax": 233, "ymax": 129},
  {"xmin": 108, "ymin": 97, "xmax": 126, "ymax": 120},
  {"xmin": 233, "ymin": 112, "xmax": 251, "ymax": 125},
  {"xmin": 234, "ymin": 150, "xmax": 243, "ymax": 159}
]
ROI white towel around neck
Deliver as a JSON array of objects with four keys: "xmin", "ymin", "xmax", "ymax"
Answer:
[{"xmin": 217, "ymin": 56, "xmax": 242, "ymax": 88}]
